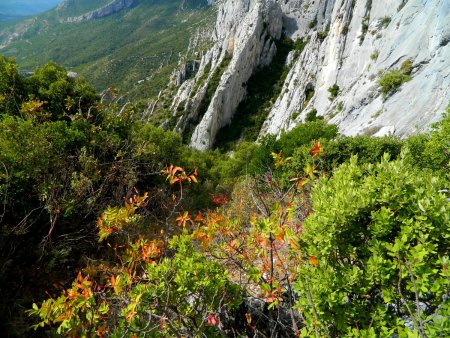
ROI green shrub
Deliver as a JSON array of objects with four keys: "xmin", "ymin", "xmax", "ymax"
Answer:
[
  {"xmin": 405, "ymin": 107, "xmax": 450, "ymax": 174},
  {"xmin": 305, "ymin": 109, "xmax": 322, "ymax": 122},
  {"xmin": 303, "ymin": 87, "xmax": 315, "ymax": 109},
  {"xmin": 278, "ymin": 120, "xmax": 338, "ymax": 157},
  {"xmin": 378, "ymin": 70, "xmax": 411, "ymax": 99},
  {"xmin": 327, "ymin": 83, "xmax": 340, "ymax": 100},
  {"xmin": 381, "ymin": 16, "xmax": 391, "ymax": 28},
  {"xmin": 370, "ymin": 50, "xmax": 379, "ymax": 61},
  {"xmin": 400, "ymin": 58, "xmax": 413, "ymax": 75},
  {"xmin": 317, "ymin": 29, "xmax": 329, "ymax": 42},
  {"xmin": 308, "ymin": 17, "xmax": 317, "ymax": 29},
  {"xmin": 294, "ymin": 155, "xmax": 450, "ymax": 336}
]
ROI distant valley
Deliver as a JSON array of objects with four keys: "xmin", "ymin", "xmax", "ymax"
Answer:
[
  {"xmin": 0, "ymin": 0, "xmax": 215, "ymax": 99},
  {"xmin": 0, "ymin": 0, "xmax": 62, "ymax": 20}
]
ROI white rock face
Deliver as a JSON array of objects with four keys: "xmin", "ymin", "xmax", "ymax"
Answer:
[
  {"xmin": 170, "ymin": 0, "xmax": 283, "ymax": 150},
  {"xmin": 62, "ymin": 0, "xmax": 135, "ymax": 23},
  {"xmin": 262, "ymin": 0, "xmax": 450, "ymax": 138},
  {"xmin": 172, "ymin": 0, "xmax": 449, "ymax": 149}
]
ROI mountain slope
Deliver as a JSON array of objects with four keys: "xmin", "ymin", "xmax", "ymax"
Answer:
[
  {"xmin": 0, "ymin": 0, "xmax": 216, "ymax": 98},
  {"xmin": 165, "ymin": 0, "xmax": 449, "ymax": 150}
]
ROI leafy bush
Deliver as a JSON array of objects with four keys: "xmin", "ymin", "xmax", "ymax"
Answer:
[
  {"xmin": 406, "ymin": 107, "xmax": 450, "ymax": 174},
  {"xmin": 294, "ymin": 155, "xmax": 450, "ymax": 336},
  {"xmin": 305, "ymin": 109, "xmax": 322, "ymax": 122},
  {"xmin": 327, "ymin": 83, "xmax": 340, "ymax": 100},
  {"xmin": 378, "ymin": 58, "xmax": 413, "ymax": 99},
  {"xmin": 29, "ymin": 228, "xmax": 243, "ymax": 336},
  {"xmin": 381, "ymin": 16, "xmax": 391, "ymax": 28},
  {"xmin": 400, "ymin": 58, "xmax": 413, "ymax": 75},
  {"xmin": 378, "ymin": 70, "xmax": 411, "ymax": 99},
  {"xmin": 278, "ymin": 120, "xmax": 338, "ymax": 157},
  {"xmin": 370, "ymin": 50, "xmax": 379, "ymax": 61},
  {"xmin": 317, "ymin": 29, "xmax": 329, "ymax": 42}
]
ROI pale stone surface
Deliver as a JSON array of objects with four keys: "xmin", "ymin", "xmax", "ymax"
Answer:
[
  {"xmin": 262, "ymin": 0, "xmax": 450, "ymax": 139},
  {"xmin": 62, "ymin": 0, "xmax": 135, "ymax": 23},
  {"xmin": 169, "ymin": 0, "xmax": 283, "ymax": 150},
  {"xmin": 172, "ymin": 0, "xmax": 449, "ymax": 149}
]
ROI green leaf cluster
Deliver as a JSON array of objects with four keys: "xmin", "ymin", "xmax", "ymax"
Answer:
[{"xmin": 294, "ymin": 154, "xmax": 450, "ymax": 335}]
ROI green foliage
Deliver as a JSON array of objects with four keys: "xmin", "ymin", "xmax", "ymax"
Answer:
[
  {"xmin": 305, "ymin": 108, "xmax": 322, "ymax": 122},
  {"xmin": 1, "ymin": 56, "xmax": 448, "ymax": 337},
  {"xmin": 294, "ymin": 155, "xmax": 450, "ymax": 335},
  {"xmin": 308, "ymin": 17, "xmax": 318, "ymax": 29},
  {"xmin": 400, "ymin": 58, "xmax": 413, "ymax": 75},
  {"xmin": 370, "ymin": 50, "xmax": 379, "ymax": 61},
  {"xmin": 406, "ymin": 107, "xmax": 450, "ymax": 174},
  {"xmin": 0, "ymin": 55, "xmax": 26, "ymax": 115},
  {"xmin": 278, "ymin": 120, "xmax": 338, "ymax": 157},
  {"xmin": 29, "ymin": 232, "xmax": 243, "ymax": 336},
  {"xmin": 381, "ymin": 16, "xmax": 391, "ymax": 28},
  {"xmin": 26, "ymin": 61, "xmax": 99, "ymax": 120},
  {"xmin": 327, "ymin": 83, "xmax": 340, "ymax": 100},
  {"xmin": 360, "ymin": 16, "xmax": 370, "ymax": 44},
  {"xmin": 317, "ymin": 27, "xmax": 329, "ymax": 42},
  {"xmin": 378, "ymin": 69, "xmax": 411, "ymax": 99}
]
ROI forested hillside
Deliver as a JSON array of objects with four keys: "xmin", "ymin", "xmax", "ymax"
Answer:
[
  {"xmin": 0, "ymin": 0, "xmax": 215, "ymax": 99},
  {"xmin": 0, "ymin": 56, "xmax": 448, "ymax": 336}
]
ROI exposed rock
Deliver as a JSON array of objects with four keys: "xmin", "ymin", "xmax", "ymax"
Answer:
[
  {"xmin": 61, "ymin": 0, "xmax": 135, "ymax": 23},
  {"xmin": 170, "ymin": 0, "xmax": 449, "ymax": 149},
  {"xmin": 170, "ymin": 0, "xmax": 283, "ymax": 150},
  {"xmin": 262, "ymin": 0, "xmax": 450, "ymax": 139},
  {"xmin": 67, "ymin": 71, "xmax": 79, "ymax": 79}
]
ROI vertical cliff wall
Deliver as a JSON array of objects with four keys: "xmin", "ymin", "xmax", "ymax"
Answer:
[{"xmin": 170, "ymin": 0, "xmax": 450, "ymax": 149}]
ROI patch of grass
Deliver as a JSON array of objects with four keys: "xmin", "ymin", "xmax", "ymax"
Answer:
[
  {"xmin": 381, "ymin": 16, "xmax": 391, "ymax": 28},
  {"xmin": 372, "ymin": 109, "xmax": 382, "ymax": 118},
  {"xmin": 370, "ymin": 50, "xmax": 379, "ymax": 61}
]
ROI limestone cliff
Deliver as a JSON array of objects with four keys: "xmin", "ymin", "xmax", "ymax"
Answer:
[
  {"xmin": 170, "ymin": 0, "xmax": 283, "ymax": 150},
  {"xmin": 170, "ymin": 0, "xmax": 449, "ymax": 149}
]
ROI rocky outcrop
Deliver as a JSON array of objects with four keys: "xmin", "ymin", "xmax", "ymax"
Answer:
[
  {"xmin": 170, "ymin": 0, "xmax": 283, "ymax": 150},
  {"xmin": 170, "ymin": 0, "xmax": 449, "ymax": 149},
  {"xmin": 62, "ymin": 0, "xmax": 135, "ymax": 23},
  {"xmin": 261, "ymin": 0, "xmax": 450, "ymax": 139}
]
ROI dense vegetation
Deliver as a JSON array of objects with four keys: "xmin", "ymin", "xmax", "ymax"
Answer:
[{"xmin": 0, "ymin": 56, "xmax": 449, "ymax": 336}]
